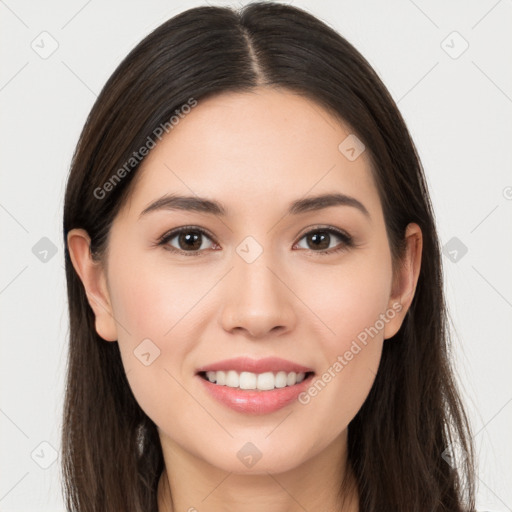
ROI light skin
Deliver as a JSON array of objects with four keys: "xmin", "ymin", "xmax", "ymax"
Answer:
[{"xmin": 67, "ymin": 87, "xmax": 422, "ymax": 512}]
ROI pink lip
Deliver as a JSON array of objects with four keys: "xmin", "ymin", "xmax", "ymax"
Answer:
[
  {"xmin": 197, "ymin": 373, "xmax": 315, "ymax": 415},
  {"xmin": 195, "ymin": 357, "xmax": 315, "ymax": 415},
  {"xmin": 196, "ymin": 356, "xmax": 314, "ymax": 374}
]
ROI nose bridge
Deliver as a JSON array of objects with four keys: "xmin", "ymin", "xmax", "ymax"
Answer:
[{"xmin": 220, "ymin": 236, "xmax": 295, "ymax": 337}]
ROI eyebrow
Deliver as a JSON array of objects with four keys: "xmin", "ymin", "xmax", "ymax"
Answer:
[{"xmin": 139, "ymin": 192, "xmax": 371, "ymax": 220}]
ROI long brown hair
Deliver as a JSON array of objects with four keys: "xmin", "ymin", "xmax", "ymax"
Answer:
[{"xmin": 62, "ymin": 2, "xmax": 476, "ymax": 511}]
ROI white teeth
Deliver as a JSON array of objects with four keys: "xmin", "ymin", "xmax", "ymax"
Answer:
[
  {"xmin": 216, "ymin": 370, "xmax": 226, "ymax": 386},
  {"xmin": 202, "ymin": 370, "xmax": 310, "ymax": 390},
  {"xmin": 275, "ymin": 371, "xmax": 288, "ymax": 388},
  {"xmin": 226, "ymin": 370, "xmax": 239, "ymax": 388},
  {"xmin": 257, "ymin": 372, "xmax": 275, "ymax": 391},
  {"xmin": 239, "ymin": 371, "xmax": 257, "ymax": 389}
]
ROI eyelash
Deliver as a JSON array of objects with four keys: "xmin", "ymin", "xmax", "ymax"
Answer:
[{"xmin": 156, "ymin": 225, "xmax": 354, "ymax": 257}]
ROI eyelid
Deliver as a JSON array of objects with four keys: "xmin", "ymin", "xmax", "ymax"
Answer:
[
  {"xmin": 295, "ymin": 224, "xmax": 352, "ymax": 241},
  {"xmin": 164, "ymin": 224, "xmax": 217, "ymax": 241}
]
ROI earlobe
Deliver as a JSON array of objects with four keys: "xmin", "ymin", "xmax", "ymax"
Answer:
[
  {"xmin": 66, "ymin": 229, "xmax": 118, "ymax": 342},
  {"xmin": 384, "ymin": 223, "xmax": 423, "ymax": 340}
]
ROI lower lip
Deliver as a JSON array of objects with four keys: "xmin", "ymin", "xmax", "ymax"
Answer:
[{"xmin": 197, "ymin": 373, "xmax": 314, "ymax": 415}]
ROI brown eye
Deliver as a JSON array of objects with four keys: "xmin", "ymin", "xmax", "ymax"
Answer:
[
  {"xmin": 295, "ymin": 228, "xmax": 353, "ymax": 254},
  {"xmin": 175, "ymin": 231, "xmax": 204, "ymax": 251},
  {"xmin": 159, "ymin": 227, "xmax": 216, "ymax": 255},
  {"xmin": 304, "ymin": 231, "xmax": 331, "ymax": 250}
]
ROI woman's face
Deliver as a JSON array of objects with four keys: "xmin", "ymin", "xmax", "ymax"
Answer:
[{"xmin": 83, "ymin": 88, "xmax": 415, "ymax": 474}]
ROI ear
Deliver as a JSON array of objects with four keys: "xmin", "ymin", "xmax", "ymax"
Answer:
[
  {"xmin": 67, "ymin": 228, "xmax": 118, "ymax": 342},
  {"xmin": 383, "ymin": 222, "xmax": 423, "ymax": 340}
]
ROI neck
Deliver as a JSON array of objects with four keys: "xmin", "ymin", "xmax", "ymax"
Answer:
[{"xmin": 157, "ymin": 431, "xmax": 358, "ymax": 512}]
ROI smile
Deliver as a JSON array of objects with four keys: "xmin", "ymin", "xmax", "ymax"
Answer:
[{"xmin": 195, "ymin": 357, "xmax": 316, "ymax": 414}]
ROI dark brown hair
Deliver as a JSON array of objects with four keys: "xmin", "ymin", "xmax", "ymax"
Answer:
[{"xmin": 62, "ymin": 2, "xmax": 476, "ymax": 511}]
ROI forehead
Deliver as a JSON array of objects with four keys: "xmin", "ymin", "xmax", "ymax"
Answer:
[{"xmin": 120, "ymin": 87, "xmax": 380, "ymax": 221}]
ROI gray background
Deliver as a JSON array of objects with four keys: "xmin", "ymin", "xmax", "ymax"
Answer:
[{"xmin": 0, "ymin": 0, "xmax": 511, "ymax": 510}]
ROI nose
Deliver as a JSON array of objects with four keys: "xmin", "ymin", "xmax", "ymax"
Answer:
[{"xmin": 220, "ymin": 252, "xmax": 296, "ymax": 339}]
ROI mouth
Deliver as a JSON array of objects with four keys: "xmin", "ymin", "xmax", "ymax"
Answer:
[
  {"xmin": 195, "ymin": 357, "xmax": 316, "ymax": 414},
  {"xmin": 197, "ymin": 370, "xmax": 315, "ymax": 391}
]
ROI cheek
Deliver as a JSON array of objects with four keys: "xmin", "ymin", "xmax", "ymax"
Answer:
[
  {"xmin": 305, "ymin": 252, "xmax": 392, "ymax": 350},
  {"xmin": 105, "ymin": 253, "xmax": 216, "ymax": 419},
  {"xmin": 108, "ymin": 253, "xmax": 209, "ymax": 341},
  {"xmin": 296, "ymin": 253, "xmax": 391, "ymax": 422}
]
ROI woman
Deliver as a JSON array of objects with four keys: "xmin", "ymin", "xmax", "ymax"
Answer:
[{"xmin": 62, "ymin": 2, "xmax": 476, "ymax": 511}]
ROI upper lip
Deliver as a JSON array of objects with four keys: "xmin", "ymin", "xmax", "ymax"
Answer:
[{"xmin": 196, "ymin": 356, "xmax": 314, "ymax": 374}]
